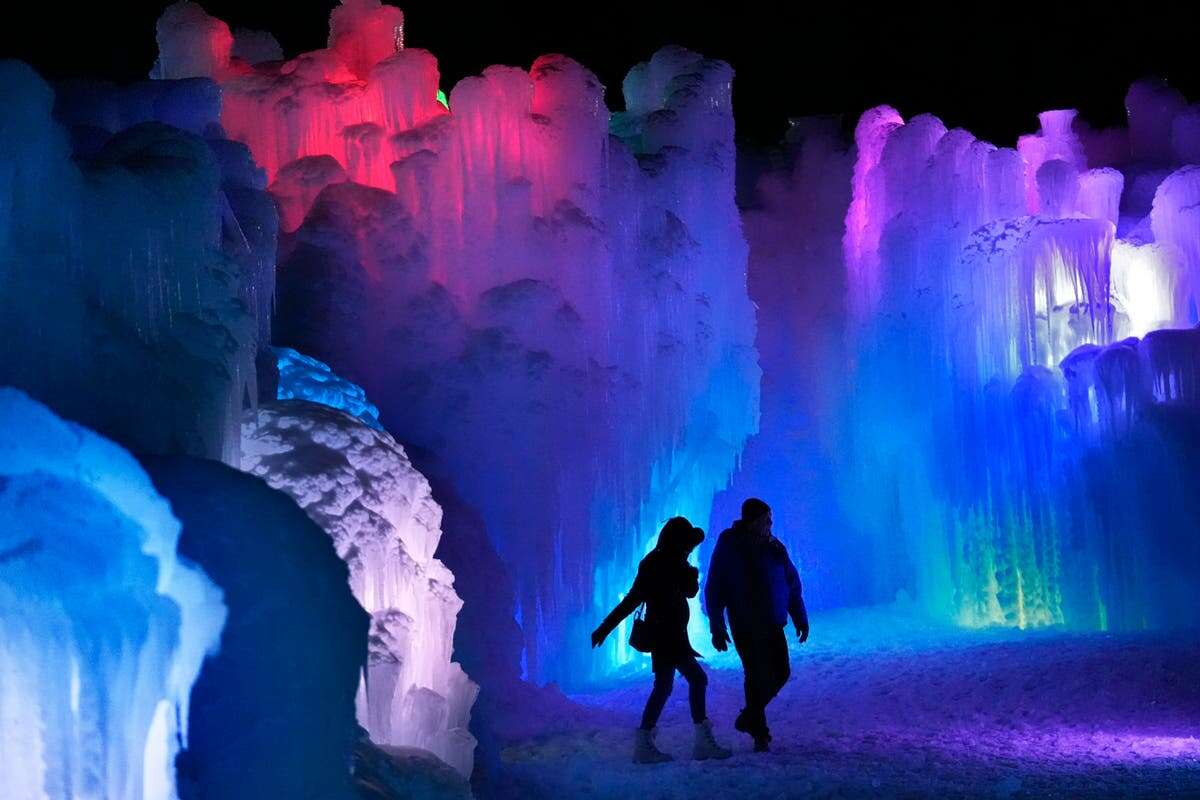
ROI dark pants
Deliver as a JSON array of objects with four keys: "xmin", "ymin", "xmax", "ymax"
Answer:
[
  {"xmin": 731, "ymin": 622, "xmax": 789, "ymax": 737},
  {"xmin": 640, "ymin": 650, "xmax": 707, "ymax": 729}
]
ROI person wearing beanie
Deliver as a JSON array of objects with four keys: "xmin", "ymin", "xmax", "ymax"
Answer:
[
  {"xmin": 704, "ymin": 498, "xmax": 809, "ymax": 752},
  {"xmin": 591, "ymin": 516, "xmax": 732, "ymax": 763}
]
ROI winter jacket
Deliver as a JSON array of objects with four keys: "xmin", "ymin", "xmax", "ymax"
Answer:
[
  {"xmin": 596, "ymin": 548, "xmax": 701, "ymax": 657},
  {"xmin": 705, "ymin": 522, "xmax": 808, "ymax": 637}
]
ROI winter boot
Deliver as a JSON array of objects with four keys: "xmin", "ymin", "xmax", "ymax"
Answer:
[
  {"xmin": 693, "ymin": 719, "xmax": 733, "ymax": 760},
  {"xmin": 633, "ymin": 727, "xmax": 674, "ymax": 764}
]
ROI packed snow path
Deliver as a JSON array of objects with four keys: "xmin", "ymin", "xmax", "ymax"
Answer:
[{"xmin": 500, "ymin": 606, "xmax": 1200, "ymax": 799}]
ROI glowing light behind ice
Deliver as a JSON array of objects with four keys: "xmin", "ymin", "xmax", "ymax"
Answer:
[
  {"xmin": 1112, "ymin": 240, "xmax": 1176, "ymax": 337},
  {"xmin": 0, "ymin": 388, "xmax": 225, "ymax": 800},
  {"xmin": 1150, "ymin": 166, "xmax": 1200, "ymax": 327},
  {"xmin": 837, "ymin": 89, "xmax": 1200, "ymax": 631}
]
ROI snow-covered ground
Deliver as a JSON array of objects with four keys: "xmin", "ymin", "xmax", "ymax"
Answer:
[{"xmin": 499, "ymin": 605, "xmax": 1200, "ymax": 799}]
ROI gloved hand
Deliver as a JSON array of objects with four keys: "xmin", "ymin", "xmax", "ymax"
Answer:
[
  {"xmin": 590, "ymin": 627, "xmax": 606, "ymax": 648},
  {"xmin": 796, "ymin": 624, "xmax": 809, "ymax": 644},
  {"xmin": 711, "ymin": 629, "xmax": 729, "ymax": 652}
]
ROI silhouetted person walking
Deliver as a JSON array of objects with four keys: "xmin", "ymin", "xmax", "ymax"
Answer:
[
  {"xmin": 705, "ymin": 498, "xmax": 809, "ymax": 752},
  {"xmin": 591, "ymin": 517, "xmax": 732, "ymax": 763}
]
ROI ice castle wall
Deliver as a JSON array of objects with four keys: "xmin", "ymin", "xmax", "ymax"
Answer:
[
  {"xmin": 0, "ymin": 60, "xmax": 276, "ymax": 465},
  {"xmin": 154, "ymin": 1, "xmax": 760, "ymax": 686},
  {"xmin": 709, "ymin": 118, "xmax": 858, "ymax": 610}
]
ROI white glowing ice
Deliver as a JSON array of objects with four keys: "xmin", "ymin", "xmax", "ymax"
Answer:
[{"xmin": 240, "ymin": 400, "xmax": 477, "ymax": 777}]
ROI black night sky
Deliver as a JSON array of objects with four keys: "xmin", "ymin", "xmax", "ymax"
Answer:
[{"xmin": 2, "ymin": 1, "xmax": 1197, "ymax": 147}]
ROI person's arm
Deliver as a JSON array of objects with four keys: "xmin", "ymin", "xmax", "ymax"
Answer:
[
  {"xmin": 784, "ymin": 552, "xmax": 809, "ymax": 642},
  {"xmin": 704, "ymin": 536, "xmax": 730, "ymax": 649},
  {"xmin": 591, "ymin": 566, "xmax": 647, "ymax": 647},
  {"xmin": 682, "ymin": 564, "xmax": 700, "ymax": 598}
]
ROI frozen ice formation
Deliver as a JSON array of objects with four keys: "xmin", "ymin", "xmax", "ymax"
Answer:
[
  {"xmin": 709, "ymin": 117, "xmax": 856, "ymax": 610},
  {"xmin": 150, "ymin": 0, "xmax": 760, "ymax": 685},
  {"xmin": 0, "ymin": 388, "xmax": 225, "ymax": 800},
  {"xmin": 0, "ymin": 60, "xmax": 276, "ymax": 465},
  {"xmin": 241, "ymin": 400, "xmax": 477, "ymax": 776},
  {"xmin": 830, "ymin": 80, "xmax": 1200, "ymax": 630},
  {"xmin": 273, "ymin": 346, "xmax": 384, "ymax": 430},
  {"xmin": 144, "ymin": 455, "xmax": 369, "ymax": 800}
]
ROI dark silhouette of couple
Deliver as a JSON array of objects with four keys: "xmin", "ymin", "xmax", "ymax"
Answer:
[{"xmin": 591, "ymin": 498, "xmax": 809, "ymax": 763}]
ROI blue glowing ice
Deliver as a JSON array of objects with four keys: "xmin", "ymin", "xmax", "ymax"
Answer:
[
  {"xmin": 0, "ymin": 388, "xmax": 225, "ymax": 800},
  {"xmin": 273, "ymin": 346, "xmax": 384, "ymax": 430}
]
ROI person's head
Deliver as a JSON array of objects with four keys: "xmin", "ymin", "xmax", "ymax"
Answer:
[
  {"xmin": 656, "ymin": 516, "xmax": 704, "ymax": 556},
  {"xmin": 740, "ymin": 498, "xmax": 772, "ymax": 536}
]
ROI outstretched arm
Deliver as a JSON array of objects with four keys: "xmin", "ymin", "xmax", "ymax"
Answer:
[
  {"xmin": 704, "ymin": 537, "xmax": 730, "ymax": 649},
  {"xmin": 784, "ymin": 553, "xmax": 809, "ymax": 642},
  {"xmin": 591, "ymin": 568, "xmax": 646, "ymax": 647}
]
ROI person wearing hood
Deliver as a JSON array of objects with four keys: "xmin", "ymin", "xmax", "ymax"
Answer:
[
  {"xmin": 591, "ymin": 516, "xmax": 732, "ymax": 763},
  {"xmin": 705, "ymin": 498, "xmax": 808, "ymax": 752}
]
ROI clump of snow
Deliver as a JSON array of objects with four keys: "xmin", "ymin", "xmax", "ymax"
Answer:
[
  {"xmin": 328, "ymin": 0, "xmax": 405, "ymax": 81},
  {"xmin": 353, "ymin": 738, "xmax": 471, "ymax": 800},
  {"xmin": 151, "ymin": 1, "xmax": 234, "ymax": 81}
]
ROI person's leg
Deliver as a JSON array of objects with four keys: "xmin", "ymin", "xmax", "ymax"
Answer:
[
  {"xmin": 678, "ymin": 653, "xmax": 730, "ymax": 760},
  {"xmin": 766, "ymin": 625, "xmax": 790, "ymax": 702},
  {"xmin": 758, "ymin": 625, "xmax": 791, "ymax": 738},
  {"xmin": 730, "ymin": 625, "xmax": 754, "ymax": 722},
  {"xmin": 675, "ymin": 653, "xmax": 708, "ymax": 724},
  {"xmin": 640, "ymin": 651, "xmax": 676, "ymax": 730},
  {"xmin": 731, "ymin": 624, "xmax": 769, "ymax": 737},
  {"xmin": 634, "ymin": 651, "xmax": 676, "ymax": 763}
]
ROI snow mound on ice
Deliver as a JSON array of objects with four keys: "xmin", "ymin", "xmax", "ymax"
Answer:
[
  {"xmin": 241, "ymin": 400, "xmax": 477, "ymax": 777},
  {"xmin": 353, "ymin": 739, "xmax": 471, "ymax": 800}
]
